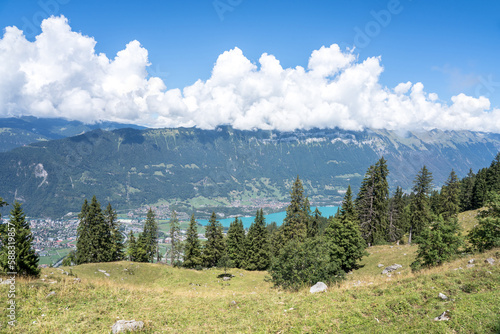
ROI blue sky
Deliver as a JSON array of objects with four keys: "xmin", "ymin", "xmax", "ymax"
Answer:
[{"xmin": 0, "ymin": 0, "xmax": 499, "ymax": 131}]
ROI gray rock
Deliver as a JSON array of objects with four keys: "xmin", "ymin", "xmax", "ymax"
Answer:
[
  {"xmin": 111, "ymin": 320, "xmax": 144, "ymax": 333},
  {"xmin": 98, "ymin": 269, "xmax": 107, "ymax": 273},
  {"xmin": 104, "ymin": 273, "xmax": 110, "ymax": 277},
  {"xmin": 377, "ymin": 264, "xmax": 384, "ymax": 268},
  {"xmin": 223, "ymin": 276, "xmax": 231, "ymax": 281},
  {"xmin": 438, "ymin": 293, "xmax": 448, "ymax": 300},
  {"xmin": 468, "ymin": 259, "xmax": 475, "ymax": 264},
  {"xmin": 382, "ymin": 264, "xmax": 402, "ymax": 275},
  {"xmin": 310, "ymin": 282, "xmax": 328, "ymax": 293},
  {"xmin": 434, "ymin": 310, "xmax": 451, "ymax": 321},
  {"xmin": 485, "ymin": 258, "xmax": 495, "ymax": 265}
]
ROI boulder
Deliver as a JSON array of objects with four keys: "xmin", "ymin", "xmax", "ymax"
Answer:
[
  {"xmin": 382, "ymin": 264, "xmax": 402, "ymax": 275},
  {"xmin": 111, "ymin": 320, "xmax": 144, "ymax": 333},
  {"xmin": 223, "ymin": 276, "xmax": 231, "ymax": 281},
  {"xmin": 438, "ymin": 293, "xmax": 448, "ymax": 300},
  {"xmin": 310, "ymin": 282, "xmax": 328, "ymax": 293},
  {"xmin": 434, "ymin": 310, "xmax": 451, "ymax": 321},
  {"xmin": 485, "ymin": 258, "xmax": 495, "ymax": 265}
]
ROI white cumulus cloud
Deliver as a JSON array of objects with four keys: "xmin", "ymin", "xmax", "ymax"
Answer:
[{"xmin": 1, "ymin": 15, "xmax": 499, "ymax": 133}]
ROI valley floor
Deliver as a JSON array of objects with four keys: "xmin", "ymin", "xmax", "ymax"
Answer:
[{"xmin": 1, "ymin": 245, "xmax": 499, "ymax": 333}]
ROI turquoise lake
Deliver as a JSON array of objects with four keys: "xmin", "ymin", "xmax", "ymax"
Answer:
[{"xmin": 198, "ymin": 206, "xmax": 339, "ymax": 228}]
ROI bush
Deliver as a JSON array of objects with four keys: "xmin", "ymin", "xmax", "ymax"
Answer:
[{"xmin": 268, "ymin": 237, "xmax": 344, "ymax": 291}]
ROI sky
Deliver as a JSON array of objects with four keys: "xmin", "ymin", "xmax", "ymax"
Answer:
[{"xmin": 0, "ymin": 0, "xmax": 499, "ymax": 132}]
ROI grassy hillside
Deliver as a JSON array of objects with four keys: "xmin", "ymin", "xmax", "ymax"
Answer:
[{"xmin": 1, "ymin": 212, "xmax": 499, "ymax": 333}]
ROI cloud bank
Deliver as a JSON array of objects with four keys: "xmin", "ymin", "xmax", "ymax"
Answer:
[{"xmin": 1, "ymin": 15, "xmax": 499, "ymax": 132}]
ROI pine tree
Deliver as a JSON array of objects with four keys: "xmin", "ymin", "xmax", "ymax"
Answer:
[
  {"xmin": 356, "ymin": 158, "xmax": 389, "ymax": 245},
  {"xmin": 0, "ymin": 202, "xmax": 40, "ymax": 277},
  {"xmin": 226, "ymin": 217, "xmax": 246, "ymax": 268},
  {"xmin": 135, "ymin": 232, "xmax": 149, "ymax": 262},
  {"xmin": 105, "ymin": 203, "xmax": 124, "ymax": 261},
  {"xmin": 340, "ymin": 185, "xmax": 357, "ymax": 223},
  {"xmin": 203, "ymin": 212, "xmax": 225, "ymax": 267},
  {"xmin": 409, "ymin": 166, "xmax": 433, "ymax": 244},
  {"xmin": 169, "ymin": 211, "xmax": 182, "ymax": 266},
  {"xmin": 127, "ymin": 231, "xmax": 137, "ymax": 261},
  {"xmin": 472, "ymin": 168, "xmax": 488, "ymax": 209},
  {"xmin": 183, "ymin": 214, "xmax": 202, "ymax": 268},
  {"xmin": 282, "ymin": 176, "xmax": 309, "ymax": 243},
  {"xmin": 141, "ymin": 208, "xmax": 158, "ymax": 263},
  {"xmin": 440, "ymin": 170, "xmax": 461, "ymax": 220},
  {"xmin": 244, "ymin": 209, "xmax": 270, "ymax": 271},
  {"xmin": 486, "ymin": 152, "xmax": 500, "ymax": 193}
]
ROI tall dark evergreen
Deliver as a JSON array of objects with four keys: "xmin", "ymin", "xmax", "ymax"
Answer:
[
  {"xmin": 169, "ymin": 211, "xmax": 182, "ymax": 266},
  {"xmin": 486, "ymin": 152, "xmax": 500, "ymax": 193},
  {"xmin": 472, "ymin": 168, "xmax": 488, "ymax": 209},
  {"xmin": 105, "ymin": 203, "xmax": 124, "ymax": 261},
  {"xmin": 127, "ymin": 231, "xmax": 137, "ymax": 261},
  {"xmin": 141, "ymin": 208, "xmax": 159, "ymax": 263},
  {"xmin": 408, "ymin": 166, "xmax": 433, "ymax": 244},
  {"xmin": 460, "ymin": 169, "xmax": 476, "ymax": 211},
  {"xmin": 282, "ymin": 176, "xmax": 309, "ymax": 243},
  {"xmin": 203, "ymin": 212, "xmax": 225, "ymax": 267},
  {"xmin": 340, "ymin": 185, "xmax": 357, "ymax": 223},
  {"xmin": 386, "ymin": 187, "xmax": 407, "ymax": 242},
  {"xmin": 226, "ymin": 217, "xmax": 246, "ymax": 268},
  {"xmin": 307, "ymin": 208, "xmax": 322, "ymax": 238},
  {"xmin": 440, "ymin": 170, "xmax": 460, "ymax": 220},
  {"xmin": 76, "ymin": 196, "xmax": 112, "ymax": 264},
  {"xmin": 183, "ymin": 214, "xmax": 202, "ymax": 268},
  {"xmin": 244, "ymin": 209, "xmax": 270, "ymax": 271},
  {"xmin": 0, "ymin": 202, "xmax": 40, "ymax": 277},
  {"xmin": 356, "ymin": 158, "xmax": 389, "ymax": 245},
  {"xmin": 468, "ymin": 192, "xmax": 500, "ymax": 252},
  {"xmin": 324, "ymin": 189, "xmax": 368, "ymax": 272}
]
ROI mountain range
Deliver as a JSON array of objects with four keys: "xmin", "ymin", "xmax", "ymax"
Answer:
[{"xmin": 0, "ymin": 119, "xmax": 499, "ymax": 218}]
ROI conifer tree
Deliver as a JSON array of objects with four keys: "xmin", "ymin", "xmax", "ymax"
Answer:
[
  {"xmin": 183, "ymin": 214, "xmax": 202, "ymax": 268},
  {"xmin": 135, "ymin": 232, "xmax": 149, "ymax": 262},
  {"xmin": 411, "ymin": 216, "xmax": 463, "ymax": 270},
  {"xmin": 244, "ymin": 209, "xmax": 270, "ymax": 271},
  {"xmin": 486, "ymin": 152, "xmax": 500, "ymax": 193},
  {"xmin": 0, "ymin": 202, "xmax": 40, "ymax": 277},
  {"xmin": 408, "ymin": 166, "xmax": 433, "ymax": 244},
  {"xmin": 169, "ymin": 211, "xmax": 182, "ymax": 266},
  {"xmin": 141, "ymin": 208, "xmax": 158, "ymax": 262},
  {"xmin": 105, "ymin": 203, "xmax": 124, "ymax": 261},
  {"xmin": 340, "ymin": 185, "xmax": 357, "ymax": 223},
  {"xmin": 460, "ymin": 169, "xmax": 476, "ymax": 211},
  {"xmin": 127, "ymin": 231, "xmax": 137, "ymax": 261},
  {"xmin": 282, "ymin": 176, "xmax": 309, "ymax": 243},
  {"xmin": 356, "ymin": 158, "xmax": 389, "ymax": 245},
  {"xmin": 468, "ymin": 192, "xmax": 500, "ymax": 252},
  {"xmin": 472, "ymin": 168, "xmax": 488, "ymax": 209},
  {"xmin": 203, "ymin": 212, "xmax": 225, "ymax": 267},
  {"xmin": 440, "ymin": 170, "xmax": 461, "ymax": 220},
  {"xmin": 226, "ymin": 217, "xmax": 246, "ymax": 268},
  {"xmin": 324, "ymin": 189, "xmax": 368, "ymax": 272},
  {"xmin": 387, "ymin": 186, "xmax": 407, "ymax": 242},
  {"xmin": 75, "ymin": 199, "xmax": 90, "ymax": 264},
  {"xmin": 307, "ymin": 208, "xmax": 321, "ymax": 238}
]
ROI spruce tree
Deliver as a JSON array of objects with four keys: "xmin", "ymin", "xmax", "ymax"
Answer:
[
  {"xmin": 75, "ymin": 199, "xmax": 90, "ymax": 264},
  {"xmin": 203, "ymin": 212, "xmax": 225, "ymax": 267},
  {"xmin": 183, "ymin": 214, "xmax": 202, "ymax": 268},
  {"xmin": 307, "ymin": 208, "xmax": 321, "ymax": 238},
  {"xmin": 387, "ymin": 186, "xmax": 407, "ymax": 242},
  {"xmin": 226, "ymin": 217, "xmax": 246, "ymax": 268},
  {"xmin": 282, "ymin": 176, "xmax": 309, "ymax": 243},
  {"xmin": 460, "ymin": 169, "xmax": 476, "ymax": 211},
  {"xmin": 472, "ymin": 168, "xmax": 488, "ymax": 209},
  {"xmin": 356, "ymin": 158, "xmax": 389, "ymax": 245},
  {"xmin": 87, "ymin": 196, "xmax": 113, "ymax": 263},
  {"xmin": 468, "ymin": 192, "xmax": 500, "ymax": 252},
  {"xmin": 325, "ymin": 189, "xmax": 368, "ymax": 272},
  {"xmin": 340, "ymin": 185, "xmax": 357, "ymax": 222},
  {"xmin": 135, "ymin": 232, "xmax": 149, "ymax": 262},
  {"xmin": 244, "ymin": 209, "xmax": 270, "ymax": 271},
  {"xmin": 127, "ymin": 231, "xmax": 137, "ymax": 261},
  {"xmin": 105, "ymin": 203, "xmax": 124, "ymax": 261},
  {"xmin": 411, "ymin": 215, "xmax": 463, "ymax": 270},
  {"xmin": 169, "ymin": 211, "xmax": 182, "ymax": 266},
  {"xmin": 141, "ymin": 208, "xmax": 158, "ymax": 263},
  {"xmin": 0, "ymin": 202, "xmax": 40, "ymax": 277},
  {"xmin": 486, "ymin": 152, "xmax": 500, "ymax": 193},
  {"xmin": 408, "ymin": 166, "xmax": 433, "ymax": 244},
  {"xmin": 440, "ymin": 170, "xmax": 461, "ymax": 220}
]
